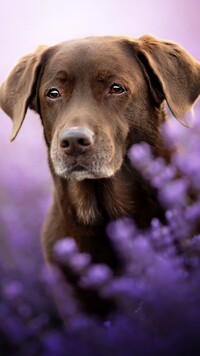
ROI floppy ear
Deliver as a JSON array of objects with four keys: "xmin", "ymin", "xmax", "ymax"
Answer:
[
  {"xmin": 0, "ymin": 45, "xmax": 48, "ymax": 141},
  {"xmin": 136, "ymin": 35, "xmax": 200, "ymax": 126}
]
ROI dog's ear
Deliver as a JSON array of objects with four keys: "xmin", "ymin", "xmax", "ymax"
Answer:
[
  {"xmin": 0, "ymin": 45, "xmax": 48, "ymax": 141},
  {"xmin": 136, "ymin": 35, "xmax": 200, "ymax": 126}
]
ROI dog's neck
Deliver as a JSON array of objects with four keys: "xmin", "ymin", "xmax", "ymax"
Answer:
[
  {"xmin": 67, "ymin": 173, "xmax": 135, "ymax": 225},
  {"xmin": 52, "ymin": 170, "xmax": 133, "ymax": 225},
  {"xmin": 52, "ymin": 161, "xmax": 163, "ymax": 229}
]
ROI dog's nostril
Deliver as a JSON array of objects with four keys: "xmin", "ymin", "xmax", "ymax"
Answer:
[
  {"xmin": 78, "ymin": 138, "xmax": 91, "ymax": 146},
  {"xmin": 61, "ymin": 140, "xmax": 70, "ymax": 148}
]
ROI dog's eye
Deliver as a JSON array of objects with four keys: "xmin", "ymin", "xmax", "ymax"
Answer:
[
  {"xmin": 109, "ymin": 83, "xmax": 126, "ymax": 95},
  {"xmin": 47, "ymin": 88, "xmax": 61, "ymax": 99}
]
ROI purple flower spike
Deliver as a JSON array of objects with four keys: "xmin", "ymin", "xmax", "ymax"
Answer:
[
  {"xmin": 53, "ymin": 238, "xmax": 78, "ymax": 264},
  {"xmin": 80, "ymin": 264, "xmax": 112, "ymax": 289},
  {"xmin": 159, "ymin": 178, "xmax": 188, "ymax": 208},
  {"xmin": 128, "ymin": 142, "xmax": 153, "ymax": 171},
  {"xmin": 68, "ymin": 253, "xmax": 91, "ymax": 274},
  {"xmin": 3, "ymin": 281, "xmax": 24, "ymax": 301}
]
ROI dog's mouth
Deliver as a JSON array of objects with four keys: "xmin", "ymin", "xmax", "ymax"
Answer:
[
  {"xmin": 70, "ymin": 164, "xmax": 87, "ymax": 172},
  {"xmin": 50, "ymin": 141, "xmax": 122, "ymax": 181},
  {"xmin": 54, "ymin": 159, "xmax": 116, "ymax": 180},
  {"xmin": 64, "ymin": 162, "xmax": 99, "ymax": 180}
]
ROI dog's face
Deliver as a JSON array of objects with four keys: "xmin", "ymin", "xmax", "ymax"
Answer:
[
  {"xmin": 1, "ymin": 35, "xmax": 200, "ymax": 181},
  {"xmin": 39, "ymin": 38, "xmax": 159, "ymax": 180}
]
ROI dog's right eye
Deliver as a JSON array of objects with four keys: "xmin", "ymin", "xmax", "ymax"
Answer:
[
  {"xmin": 46, "ymin": 88, "xmax": 61, "ymax": 99},
  {"xmin": 109, "ymin": 83, "xmax": 126, "ymax": 95}
]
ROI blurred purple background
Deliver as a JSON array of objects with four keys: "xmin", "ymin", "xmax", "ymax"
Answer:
[
  {"xmin": 0, "ymin": 0, "xmax": 199, "ymax": 268},
  {"xmin": 0, "ymin": 2, "xmax": 200, "ymax": 353}
]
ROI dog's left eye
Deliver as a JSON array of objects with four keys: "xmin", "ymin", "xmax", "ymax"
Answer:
[
  {"xmin": 109, "ymin": 83, "xmax": 126, "ymax": 95},
  {"xmin": 47, "ymin": 88, "xmax": 61, "ymax": 99}
]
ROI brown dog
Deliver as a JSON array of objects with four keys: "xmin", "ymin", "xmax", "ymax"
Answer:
[{"xmin": 0, "ymin": 35, "xmax": 200, "ymax": 272}]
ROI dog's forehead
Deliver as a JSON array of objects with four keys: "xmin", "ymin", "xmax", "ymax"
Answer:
[{"xmin": 43, "ymin": 36, "xmax": 139, "ymax": 79}]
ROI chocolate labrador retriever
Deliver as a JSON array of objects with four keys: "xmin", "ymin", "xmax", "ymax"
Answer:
[{"xmin": 1, "ymin": 35, "xmax": 200, "ymax": 272}]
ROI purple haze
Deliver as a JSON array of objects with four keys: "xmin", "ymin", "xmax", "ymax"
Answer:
[{"xmin": 0, "ymin": 1, "xmax": 200, "ymax": 354}]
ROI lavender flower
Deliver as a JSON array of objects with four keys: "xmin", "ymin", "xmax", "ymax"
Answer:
[
  {"xmin": 1, "ymin": 116, "xmax": 200, "ymax": 355},
  {"xmin": 79, "ymin": 264, "xmax": 112, "ymax": 289},
  {"xmin": 53, "ymin": 238, "xmax": 78, "ymax": 263}
]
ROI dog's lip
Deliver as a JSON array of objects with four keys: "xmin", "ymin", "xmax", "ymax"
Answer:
[{"xmin": 70, "ymin": 164, "xmax": 88, "ymax": 172}]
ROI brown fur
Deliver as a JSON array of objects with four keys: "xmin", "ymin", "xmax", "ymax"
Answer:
[{"xmin": 1, "ymin": 35, "xmax": 200, "ymax": 273}]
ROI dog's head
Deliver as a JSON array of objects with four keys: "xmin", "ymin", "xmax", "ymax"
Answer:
[{"xmin": 1, "ymin": 35, "xmax": 200, "ymax": 181}]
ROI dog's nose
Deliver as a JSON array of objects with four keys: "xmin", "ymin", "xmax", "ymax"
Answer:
[{"xmin": 59, "ymin": 127, "xmax": 95, "ymax": 155}]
